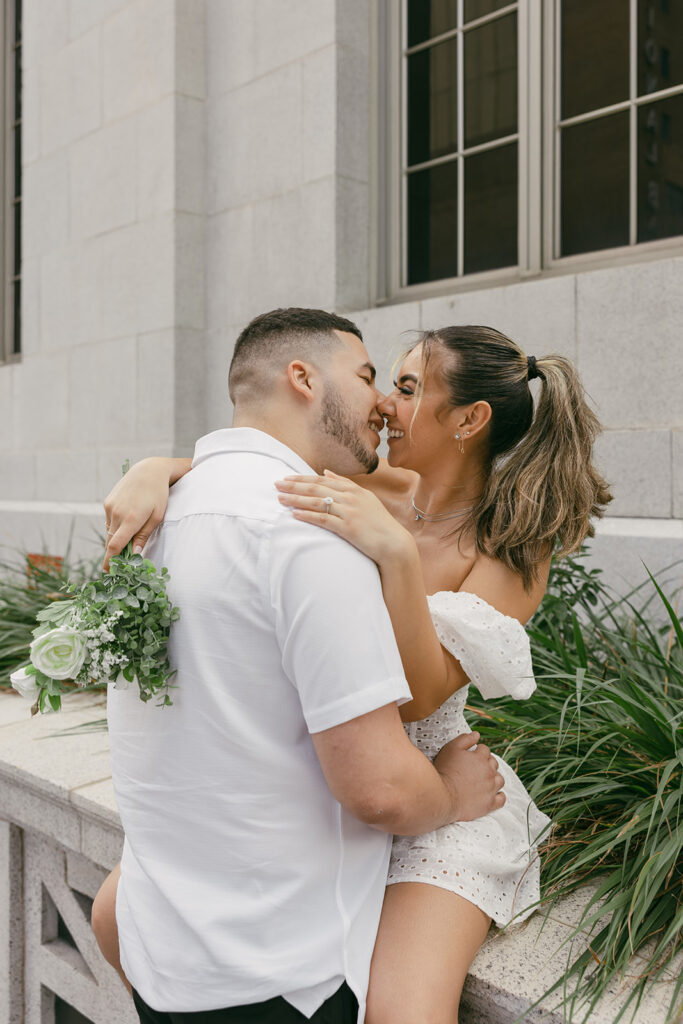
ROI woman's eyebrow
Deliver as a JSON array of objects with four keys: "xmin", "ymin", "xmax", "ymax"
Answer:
[{"xmin": 398, "ymin": 373, "xmax": 419, "ymax": 384}]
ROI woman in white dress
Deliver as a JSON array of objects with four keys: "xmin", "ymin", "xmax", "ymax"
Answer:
[{"xmin": 94, "ymin": 324, "xmax": 611, "ymax": 1023}]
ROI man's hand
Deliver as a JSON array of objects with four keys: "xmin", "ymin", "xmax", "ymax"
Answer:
[{"xmin": 434, "ymin": 732, "xmax": 505, "ymax": 821}]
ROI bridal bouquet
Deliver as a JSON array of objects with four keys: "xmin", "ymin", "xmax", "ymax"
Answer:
[{"xmin": 10, "ymin": 543, "xmax": 180, "ymax": 715}]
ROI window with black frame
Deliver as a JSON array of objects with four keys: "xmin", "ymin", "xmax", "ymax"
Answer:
[
  {"xmin": 558, "ymin": 0, "xmax": 683, "ymax": 257},
  {"xmin": 399, "ymin": 0, "xmax": 683, "ymax": 291},
  {"xmin": 404, "ymin": 0, "xmax": 519, "ymax": 286},
  {"xmin": 2, "ymin": 0, "xmax": 21, "ymax": 361}
]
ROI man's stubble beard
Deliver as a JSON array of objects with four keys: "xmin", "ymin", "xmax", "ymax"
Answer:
[{"xmin": 320, "ymin": 382, "xmax": 379, "ymax": 474}]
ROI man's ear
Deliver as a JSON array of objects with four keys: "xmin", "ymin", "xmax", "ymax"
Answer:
[{"xmin": 286, "ymin": 360, "xmax": 317, "ymax": 402}]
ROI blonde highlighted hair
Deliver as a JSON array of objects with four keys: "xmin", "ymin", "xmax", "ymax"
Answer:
[{"xmin": 416, "ymin": 326, "xmax": 612, "ymax": 589}]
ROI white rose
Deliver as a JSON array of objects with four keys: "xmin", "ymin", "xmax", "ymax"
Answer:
[
  {"xmin": 10, "ymin": 666, "xmax": 41, "ymax": 701},
  {"xmin": 30, "ymin": 627, "xmax": 87, "ymax": 681}
]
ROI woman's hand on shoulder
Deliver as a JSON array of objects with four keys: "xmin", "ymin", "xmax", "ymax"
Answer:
[
  {"xmin": 459, "ymin": 552, "xmax": 551, "ymax": 624},
  {"xmin": 274, "ymin": 470, "xmax": 415, "ymax": 566},
  {"xmin": 103, "ymin": 457, "xmax": 190, "ymax": 569}
]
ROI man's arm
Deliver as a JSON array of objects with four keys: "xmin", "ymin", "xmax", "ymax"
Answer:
[
  {"xmin": 270, "ymin": 513, "xmax": 505, "ymax": 835},
  {"xmin": 312, "ymin": 703, "xmax": 504, "ymax": 834}
]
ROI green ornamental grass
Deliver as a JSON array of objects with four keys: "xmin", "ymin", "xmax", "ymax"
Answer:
[{"xmin": 467, "ymin": 553, "xmax": 682, "ymax": 1023}]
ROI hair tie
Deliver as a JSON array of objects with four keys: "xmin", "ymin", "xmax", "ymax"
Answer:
[{"xmin": 527, "ymin": 355, "xmax": 539, "ymax": 380}]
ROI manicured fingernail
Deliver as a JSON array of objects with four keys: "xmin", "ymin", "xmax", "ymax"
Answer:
[{"xmin": 133, "ymin": 545, "xmax": 143, "ymax": 554}]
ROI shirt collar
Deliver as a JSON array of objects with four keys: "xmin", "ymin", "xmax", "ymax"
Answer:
[{"xmin": 192, "ymin": 428, "xmax": 316, "ymax": 477}]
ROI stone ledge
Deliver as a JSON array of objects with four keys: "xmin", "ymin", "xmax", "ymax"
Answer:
[{"xmin": 0, "ymin": 692, "xmax": 679, "ymax": 1023}]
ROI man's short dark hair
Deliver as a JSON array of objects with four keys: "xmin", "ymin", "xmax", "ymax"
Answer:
[{"xmin": 228, "ymin": 307, "xmax": 363, "ymax": 404}]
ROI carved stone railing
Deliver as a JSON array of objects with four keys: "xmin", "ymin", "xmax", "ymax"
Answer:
[
  {"xmin": 0, "ymin": 692, "xmax": 678, "ymax": 1024},
  {"xmin": 0, "ymin": 692, "xmax": 135, "ymax": 1024}
]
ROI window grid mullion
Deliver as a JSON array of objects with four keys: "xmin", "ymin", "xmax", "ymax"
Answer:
[
  {"xmin": 2, "ymin": 3, "xmax": 9, "ymax": 362},
  {"xmin": 12, "ymin": 0, "xmax": 20, "ymax": 359},
  {"xmin": 406, "ymin": 132, "xmax": 520, "ymax": 175},
  {"xmin": 404, "ymin": 3, "xmax": 518, "ymax": 57},
  {"xmin": 629, "ymin": 0, "xmax": 637, "ymax": 245},
  {"xmin": 556, "ymin": 83, "xmax": 683, "ymax": 132},
  {"xmin": 524, "ymin": 0, "xmax": 543, "ymax": 273},
  {"xmin": 553, "ymin": 0, "xmax": 562, "ymax": 260},
  {"xmin": 457, "ymin": 0, "xmax": 464, "ymax": 277}
]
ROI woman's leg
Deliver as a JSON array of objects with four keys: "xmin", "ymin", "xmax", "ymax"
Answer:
[
  {"xmin": 91, "ymin": 863, "xmax": 132, "ymax": 994},
  {"xmin": 366, "ymin": 882, "xmax": 491, "ymax": 1024}
]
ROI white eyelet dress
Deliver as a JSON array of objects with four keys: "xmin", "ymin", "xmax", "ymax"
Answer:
[{"xmin": 387, "ymin": 591, "xmax": 552, "ymax": 927}]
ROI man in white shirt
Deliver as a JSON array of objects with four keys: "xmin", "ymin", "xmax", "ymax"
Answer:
[{"xmin": 106, "ymin": 308, "xmax": 505, "ymax": 1024}]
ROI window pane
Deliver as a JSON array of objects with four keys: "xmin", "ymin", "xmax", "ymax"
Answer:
[
  {"xmin": 561, "ymin": 0, "xmax": 629, "ymax": 119},
  {"xmin": 407, "ymin": 161, "xmax": 458, "ymax": 284},
  {"xmin": 408, "ymin": 0, "xmax": 458, "ymax": 48},
  {"xmin": 464, "ymin": 0, "xmax": 510, "ymax": 23},
  {"xmin": 638, "ymin": 0, "xmax": 683, "ymax": 96},
  {"xmin": 464, "ymin": 142, "xmax": 517, "ymax": 273},
  {"xmin": 638, "ymin": 93, "xmax": 683, "ymax": 242},
  {"xmin": 464, "ymin": 13, "xmax": 517, "ymax": 148},
  {"xmin": 561, "ymin": 113, "xmax": 629, "ymax": 256},
  {"xmin": 407, "ymin": 38, "xmax": 458, "ymax": 166}
]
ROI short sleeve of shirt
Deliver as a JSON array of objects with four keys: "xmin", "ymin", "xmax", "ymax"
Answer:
[{"xmin": 268, "ymin": 512, "xmax": 412, "ymax": 733}]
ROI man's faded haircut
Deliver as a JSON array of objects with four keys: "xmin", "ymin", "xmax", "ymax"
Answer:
[{"xmin": 228, "ymin": 307, "xmax": 363, "ymax": 404}]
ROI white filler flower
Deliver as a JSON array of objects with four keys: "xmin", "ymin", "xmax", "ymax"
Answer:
[
  {"xmin": 30, "ymin": 627, "xmax": 87, "ymax": 681},
  {"xmin": 10, "ymin": 666, "xmax": 42, "ymax": 701}
]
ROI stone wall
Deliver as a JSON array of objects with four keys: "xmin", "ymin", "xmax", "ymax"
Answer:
[
  {"xmin": 202, "ymin": 0, "xmax": 372, "ymax": 430},
  {"xmin": 0, "ymin": 0, "xmax": 206, "ymax": 559}
]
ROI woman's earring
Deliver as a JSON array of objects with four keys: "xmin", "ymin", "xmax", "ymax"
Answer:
[{"xmin": 454, "ymin": 432, "xmax": 465, "ymax": 456}]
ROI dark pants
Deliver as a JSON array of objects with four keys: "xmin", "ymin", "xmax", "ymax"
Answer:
[{"xmin": 132, "ymin": 982, "xmax": 358, "ymax": 1024}]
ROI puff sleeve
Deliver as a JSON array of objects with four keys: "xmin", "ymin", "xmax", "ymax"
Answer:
[{"xmin": 426, "ymin": 591, "xmax": 536, "ymax": 700}]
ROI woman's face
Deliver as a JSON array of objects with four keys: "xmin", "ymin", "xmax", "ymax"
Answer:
[{"xmin": 378, "ymin": 343, "xmax": 460, "ymax": 471}]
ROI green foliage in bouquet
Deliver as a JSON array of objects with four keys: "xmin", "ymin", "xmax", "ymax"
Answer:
[
  {"xmin": 2, "ymin": 535, "xmax": 179, "ymax": 713},
  {"xmin": 22, "ymin": 543, "xmax": 180, "ymax": 713},
  {"xmin": 466, "ymin": 553, "xmax": 682, "ymax": 1023}
]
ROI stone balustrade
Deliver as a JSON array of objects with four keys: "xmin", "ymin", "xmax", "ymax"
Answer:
[{"xmin": 0, "ymin": 691, "xmax": 678, "ymax": 1024}]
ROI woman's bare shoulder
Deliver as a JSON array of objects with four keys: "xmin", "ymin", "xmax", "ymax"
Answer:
[
  {"xmin": 460, "ymin": 551, "xmax": 552, "ymax": 625},
  {"xmin": 350, "ymin": 459, "xmax": 417, "ymax": 499}
]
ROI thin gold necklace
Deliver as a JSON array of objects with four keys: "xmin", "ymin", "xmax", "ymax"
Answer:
[{"xmin": 411, "ymin": 499, "xmax": 475, "ymax": 522}]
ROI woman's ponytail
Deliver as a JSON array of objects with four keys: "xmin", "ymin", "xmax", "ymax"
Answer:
[{"xmin": 475, "ymin": 354, "xmax": 613, "ymax": 588}]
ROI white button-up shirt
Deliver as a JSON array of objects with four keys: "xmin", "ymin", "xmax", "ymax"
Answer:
[{"xmin": 107, "ymin": 428, "xmax": 411, "ymax": 1020}]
